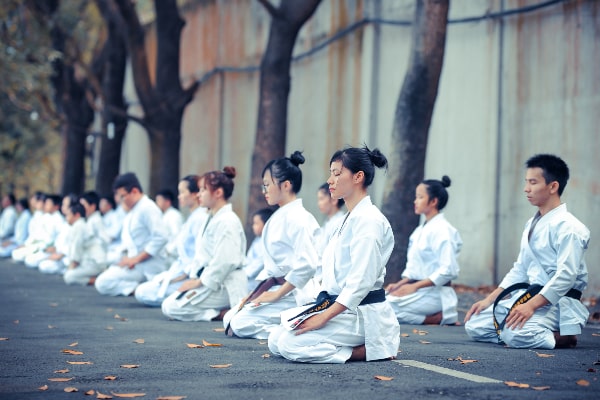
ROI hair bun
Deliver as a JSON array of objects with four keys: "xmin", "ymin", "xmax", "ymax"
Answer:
[
  {"xmin": 223, "ymin": 166, "xmax": 236, "ymax": 179},
  {"xmin": 366, "ymin": 147, "xmax": 388, "ymax": 169},
  {"xmin": 441, "ymin": 175, "xmax": 451, "ymax": 188},
  {"xmin": 289, "ymin": 150, "xmax": 305, "ymax": 166}
]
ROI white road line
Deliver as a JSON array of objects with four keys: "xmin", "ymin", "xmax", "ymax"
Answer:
[{"xmin": 394, "ymin": 360, "xmax": 502, "ymax": 384}]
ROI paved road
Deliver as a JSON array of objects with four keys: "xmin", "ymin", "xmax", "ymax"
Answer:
[{"xmin": 1, "ymin": 259, "xmax": 598, "ymax": 400}]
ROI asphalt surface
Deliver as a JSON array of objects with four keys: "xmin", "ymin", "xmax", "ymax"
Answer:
[{"xmin": 1, "ymin": 258, "xmax": 599, "ymax": 400}]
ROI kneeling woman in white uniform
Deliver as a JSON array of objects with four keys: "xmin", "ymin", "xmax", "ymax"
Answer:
[
  {"xmin": 225, "ymin": 151, "xmax": 321, "ymax": 339},
  {"xmin": 385, "ymin": 176, "xmax": 462, "ymax": 325},
  {"xmin": 268, "ymin": 146, "xmax": 400, "ymax": 363},
  {"xmin": 161, "ymin": 167, "xmax": 247, "ymax": 321}
]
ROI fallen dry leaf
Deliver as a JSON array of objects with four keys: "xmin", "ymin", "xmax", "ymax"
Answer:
[
  {"xmin": 62, "ymin": 349, "xmax": 84, "ymax": 355},
  {"xmin": 49, "ymin": 302, "xmax": 59, "ymax": 307},
  {"xmin": 535, "ymin": 352, "xmax": 554, "ymax": 358},
  {"xmin": 460, "ymin": 359, "xmax": 478, "ymax": 364},
  {"xmin": 85, "ymin": 389, "xmax": 95, "ymax": 395},
  {"xmin": 38, "ymin": 385, "xmax": 49, "ymax": 391},
  {"xmin": 64, "ymin": 387, "xmax": 78, "ymax": 392},
  {"xmin": 114, "ymin": 314, "xmax": 128, "ymax": 321},
  {"xmin": 133, "ymin": 338, "xmax": 145, "ymax": 344},
  {"xmin": 592, "ymin": 332, "xmax": 600, "ymax": 337},
  {"xmin": 106, "ymin": 308, "xmax": 114, "ymax": 312},
  {"xmin": 400, "ymin": 333, "xmax": 410, "ymax": 337},
  {"xmin": 67, "ymin": 361, "xmax": 93, "ymax": 365},
  {"xmin": 418, "ymin": 340, "xmax": 432, "ymax": 344},
  {"xmin": 258, "ymin": 341, "xmax": 267, "ymax": 345},
  {"xmin": 186, "ymin": 343, "xmax": 204, "ymax": 349},
  {"xmin": 48, "ymin": 377, "xmax": 73, "ymax": 382},
  {"xmin": 576, "ymin": 379, "xmax": 590, "ymax": 387},
  {"xmin": 261, "ymin": 353, "xmax": 270, "ymax": 358},
  {"xmin": 412, "ymin": 329, "xmax": 428, "ymax": 335},
  {"xmin": 209, "ymin": 364, "xmax": 232, "ymax": 368},
  {"xmin": 104, "ymin": 376, "xmax": 117, "ymax": 380},
  {"xmin": 54, "ymin": 369, "xmax": 70, "ymax": 374},
  {"xmin": 531, "ymin": 386, "xmax": 551, "ymax": 391},
  {"xmin": 13, "ymin": 320, "xmax": 19, "ymax": 324},
  {"xmin": 156, "ymin": 397, "xmax": 186, "ymax": 400},
  {"xmin": 48, "ymin": 325, "xmax": 57, "ymax": 329},
  {"xmin": 202, "ymin": 339, "xmax": 222, "ymax": 347},
  {"xmin": 0, "ymin": 338, "xmax": 9, "ymax": 341},
  {"xmin": 105, "ymin": 326, "xmax": 114, "ymax": 330},
  {"xmin": 213, "ymin": 328, "xmax": 225, "ymax": 332},
  {"xmin": 120, "ymin": 364, "xmax": 140, "ymax": 369},
  {"xmin": 504, "ymin": 381, "xmax": 529, "ymax": 388},
  {"xmin": 68, "ymin": 342, "xmax": 78, "ymax": 347},
  {"xmin": 96, "ymin": 391, "xmax": 113, "ymax": 399},
  {"xmin": 374, "ymin": 375, "xmax": 394, "ymax": 381},
  {"xmin": 110, "ymin": 392, "xmax": 146, "ymax": 398}
]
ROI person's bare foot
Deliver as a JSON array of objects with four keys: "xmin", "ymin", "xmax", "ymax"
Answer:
[
  {"xmin": 87, "ymin": 276, "xmax": 96, "ymax": 286},
  {"xmin": 553, "ymin": 332, "xmax": 577, "ymax": 348},
  {"xmin": 423, "ymin": 311, "xmax": 442, "ymax": 325},
  {"xmin": 349, "ymin": 345, "xmax": 366, "ymax": 361},
  {"xmin": 211, "ymin": 308, "xmax": 229, "ymax": 321}
]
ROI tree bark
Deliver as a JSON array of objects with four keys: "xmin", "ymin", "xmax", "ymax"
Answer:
[
  {"xmin": 381, "ymin": 0, "xmax": 449, "ymax": 283},
  {"xmin": 247, "ymin": 0, "xmax": 322, "ymax": 227},
  {"xmin": 95, "ymin": 0, "xmax": 128, "ymax": 196},
  {"xmin": 113, "ymin": 0, "xmax": 199, "ymax": 197}
]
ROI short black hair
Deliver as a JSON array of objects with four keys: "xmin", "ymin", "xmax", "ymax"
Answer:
[
  {"xmin": 81, "ymin": 191, "xmax": 100, "ymax": 209},
  {"xmin": 253, "ymin": 207, "xmax": 275, "ymax": 224},
  {"xmin": 69, "ymin": 202, "xmax": 86, "ymax": 218},
  {"xmin": 525, "ymin": 154, "xmax": 569, "ymax": 196},
  {"xmin": 113, "ymin": 172, "xmax": 143, "ymax": 193},
  {"xmin": 156, "ymin": 189, "xmax": 175, "ymax": 203}
]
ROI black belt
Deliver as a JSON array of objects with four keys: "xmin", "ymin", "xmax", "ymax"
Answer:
[
  {"xmin": 286, "ymin": 289, "xmax": 386, "ymax": 323},
  {"xmin": 492, "ymin": 283, "xmax": 582, "ymax": 338},
  {"xmin": 225, "ymin": 276, "xmax": 286, "ymax": 337}
]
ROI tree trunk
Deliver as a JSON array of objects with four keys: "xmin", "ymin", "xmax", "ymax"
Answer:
[
  {"xmin": 247, "ymin": 0, "xmax": 322, "ymax": 228},
  {"xmin": 381, "ymin": 0, "xmax": 449, "ymax": 284},
  {"xmin": 60, "ymin": 63, "xmax": 95, "ymax": 195},
  {"xmin": 113, "ymin": 0, "xmax": 198, "ymax": 197},
  {"xmin": 95, "ymin": 0, "xmax": 128, "ymax": 196}
]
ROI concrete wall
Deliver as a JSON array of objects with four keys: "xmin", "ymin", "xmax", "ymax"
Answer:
[{"xmin": 119, "ymin": 0, "xmax": 600, "ymax": 294}]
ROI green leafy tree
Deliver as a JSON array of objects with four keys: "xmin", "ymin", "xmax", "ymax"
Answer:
[{"xmin": 0, "ymin": 0, "xmax": 61, "ymax": 195}]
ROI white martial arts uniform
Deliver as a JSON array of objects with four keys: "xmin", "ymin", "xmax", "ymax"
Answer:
[
  {"xmin": 36, "ymin": 220, "xmax": 71, "ymax": 274},
  {"xmin": 20, "ymin": 211, "xmax": 66, "ymax": 267},
  {"xmin": 465, "ymin": 204, "xmax": 590, "ymax": 349},
  {"xmin": 12, "ymin": 210, "xmax": 61, "ymax": 262},
  {"xmin": 268, "ymin": 196, "xmax": 400, "ymax": 363},
  {"xmin": 95, "ymin": 195, "xmax": 168, "ymax": 296},
  {"xmin": 103, "ymin": 206, "xmax": 125, "ymax": 265},
  {"xmin": 161, "ymin": 206, "xmax": 184, "ymax": 262},
  {"xmin": 63, "ymin": 212, "xmax": 110, "ymax": 285},
  {"xmin": 243, "ymin": 236, "xmax": 266, "ymax": 292},
  {"xmin": 162, "ymin": 204, "xmax": 247, "ymax": 321},
  {"xmin": 135, "ymin": 207, "xmax": 208, "ymax": 306},
  {"xmin": 386, "ymin": 213, "xmax": 462, "ymax": 325},
  {"xmin": 226, "ymin": 199, "xmax": 320, "ymax": 339},
  {"xmin": 0, "ymin": 209, "xmax": 30, "ymax": 258},
  {"xmin": 0, "ymin": 205, "xmax": 17, "ymax": 240},
  {"xmin": 316, "ymin": 209, "xmax": 346, "ymax": 256}
]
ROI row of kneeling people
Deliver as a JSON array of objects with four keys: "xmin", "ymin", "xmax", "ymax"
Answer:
[{"xmin": 2, "ymin": 149, "xmax": 590, "ymax": 362}]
